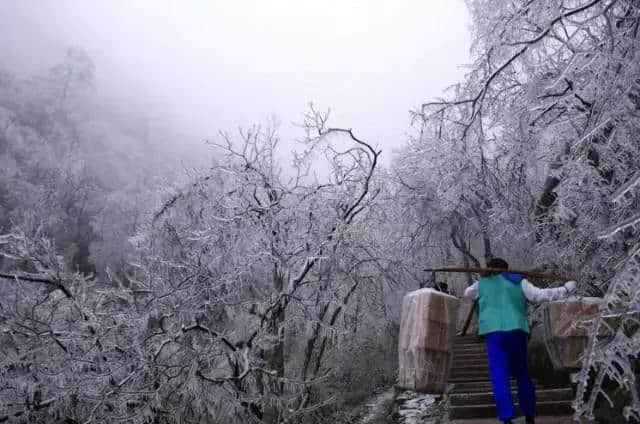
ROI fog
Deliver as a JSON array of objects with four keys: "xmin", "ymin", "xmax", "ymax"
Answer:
[
  {"xmin": 1, "ymin": 1, "xmax": 470, "ymax": 165},
  {"xmin": 2, "ymin": 2, "xmax": 638, "ymax": 423}
]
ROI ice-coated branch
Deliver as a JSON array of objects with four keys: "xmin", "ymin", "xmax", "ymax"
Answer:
[
  {"xmin": 181, "ymin": 322, "xmax": 238, "ymax": 352},
  {"xmin": 322, "ymin": 127, "xmax": 381, "ymax": 223},
  {"xmin": 610, "ymin": 172, "xmax": 640, "ymax": 203},
  {"xmin": 597, "ymin": 213, "xmax": 640, "ymax": 239},
  {"xmin": 0, "ymin": 271, "xmax": 73, "ymax": 298},
  {"xmin": 422, "ymin": 0, "xmax": 612, "ymax": 137}
]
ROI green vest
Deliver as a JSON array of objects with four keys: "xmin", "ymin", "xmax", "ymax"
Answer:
[{"xmin": 477, "ymin": 274, "xmax": 529, "ymax": 335}]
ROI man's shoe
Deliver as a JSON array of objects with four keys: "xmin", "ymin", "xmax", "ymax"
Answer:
[{"xmin": 526, "ymin": 416, "xmax": 535, "ymax": 424}]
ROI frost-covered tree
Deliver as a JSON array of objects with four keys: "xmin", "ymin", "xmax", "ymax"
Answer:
[
  {"xmin": 0, "ymin": 107, "xmax": 398, "ymax": 423},
  {"xmin": 0, "ymin": 220, "xmax": 142, "ymax": 422},
  {"xmin": 0, "ymin": 48, "xmax": 99, "ymax": 272},
  {"xmin": 398, "ymin": 0, "xmax": 640, "ymax": 420},
  {"xmin": 0, "ymin": 48, "xmax": 191, "ymax": 276},
  {"xmin": 126, "ymin": 109, "xmax": 393, "ymax": 422}
]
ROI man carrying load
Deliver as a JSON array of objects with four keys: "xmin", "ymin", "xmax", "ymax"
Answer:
[{"xmin": 463, "ymin": 258, "xmax": 577, "ymax": 424}]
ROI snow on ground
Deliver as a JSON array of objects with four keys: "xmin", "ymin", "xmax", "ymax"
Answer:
[
  {"xmin": 358, "ymin": 389, "xmax": 396, "ymax": 423},
  {"xmin": 394, "ymin": 390, "xmax": 444, "ymax": 424}
]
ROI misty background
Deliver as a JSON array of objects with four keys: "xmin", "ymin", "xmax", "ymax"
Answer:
[
  {"xmin": 1, "ymin": 1, "xmax": 639, "ymax": 423},
  {"xmin": 0, "ymin": 4, "xmax": 475, "ymax": 421},
  {"xmin": 1, "ymin": 1, "xmax": 470, "ymax": 164}
]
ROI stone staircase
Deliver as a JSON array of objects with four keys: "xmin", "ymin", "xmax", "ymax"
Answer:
[{"xmin": 449, "ymin": 335, "xmax": 575, "ymax": 423}]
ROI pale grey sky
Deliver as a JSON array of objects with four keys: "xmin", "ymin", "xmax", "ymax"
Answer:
[{"xmin": 0, "ymin": 1, "xmax": 471, "ymax": 165}]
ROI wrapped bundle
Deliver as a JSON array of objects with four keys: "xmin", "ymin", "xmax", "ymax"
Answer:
[
  {"xmin": 543, "ymin": 297, "xmax": 606, "ymax": 369},
  {"xmin": 398, "ymin": 288, "xmax": 459, "ymax": 393}
]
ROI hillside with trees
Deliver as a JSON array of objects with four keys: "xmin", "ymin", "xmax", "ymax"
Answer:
[{"xmin": 1, "ymin": 0, "xmax": 639, "ymax": 423}]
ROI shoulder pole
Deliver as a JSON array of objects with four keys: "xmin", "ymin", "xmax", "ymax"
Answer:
[{"xmin": 423, "ymin": 267, "xmax": 574, "ymax": 283}]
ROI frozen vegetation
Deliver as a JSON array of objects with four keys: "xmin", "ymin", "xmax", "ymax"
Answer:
[{"xmin": 1, "ymin": 0, "xmax": 639, "ymax": 422}]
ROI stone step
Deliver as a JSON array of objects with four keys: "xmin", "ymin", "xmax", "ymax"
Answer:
[
  {"xmin": 450, "ymin": 376, "xmax": 491, "ymax": 383},
  {"xmin": 453, "ymin": 354, "xmax": 486, "ymax": 360},
  {"xmin": 450, "ymin": 388, "xmax": 574, "ymax": 406},
  {"xmin": 454, "ymin": 336, "xmax": 484, "ymax": 344},
  {"xmin": 452, "ymin": 359, "xmax": 489, "ymax": 367},
  {"xmin": 450, "ymin": 373, "xmax": 490, "ymax": 382},
  {"xmin": 453, "ymin": 342, "xmax": 485, "ymax": 349},
  {"xmin": 451, "ymin": 364, "xmax": 489, "ymax": 377},
  {"xmin": 452, "ymin": 354, "xmax": 487, "ymax": 363},
  {"xmin": 454, "ymin": 354, "xmax": 486, "ymax": 361},
  {"xmin": 451, "ymin": 366, "xmax": 487, "ymax": 376},
  {"xmin": 449, "ymin": 373, "xmax": 491, "ymax": 382},
  {"xmin": 451, "ymin": 380, "xmax": 539, "ymax": 393},
  {"xmin": 449, "ymin": 400, "xmax": 573, "ymax": 420},
  {"xmin": 450, "ymin": 363, "xmax": 489, "ymax": 369},
  {"xmin": 452, "ymin": 359, "xmax": 487, "ymax": 367},
  {"xmin": 451, "ymin": 358, "xmax": 489, "ymax": 369},
  {"xmin": 453, "ymin": 348, "xmax": 487, "ymax": 356},
  {"xmin": 453, "ymin": 343, "xmax": 486, "ymax": 349},
  {"xmin": 452, "ymin": 360, "xmax": 488, "ymax": 368},
  {"xmin": 450, "ymin": 375, "xmax": 491, "ymax": 382},
  {"xmin": 453, "ymin": 346, "xmax": 485, "ymax": 352}
]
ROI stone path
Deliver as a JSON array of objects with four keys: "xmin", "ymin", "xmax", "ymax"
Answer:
[
  {"xmin": 358, "ymin": 389, "xmax": 395, "ymax": 423},
  {"xmin": 449, "ymin": 335, "xmax": 575, "ymax": 423},
  {"xmin": 394, "ymin": 391, "xmax": 442, "ymax": 424}
]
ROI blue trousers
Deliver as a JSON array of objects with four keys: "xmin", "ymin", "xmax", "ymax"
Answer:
[{"xmin": 485, "ymin": 330, "xmax": 536, "ymax": 421}]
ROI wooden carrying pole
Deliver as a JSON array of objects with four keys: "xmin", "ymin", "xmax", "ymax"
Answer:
[{"xmin": 423, "ymin": 267, "xmax": 574, "ymax": 283}]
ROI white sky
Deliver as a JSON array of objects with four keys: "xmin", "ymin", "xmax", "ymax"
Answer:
[{"xmin": 0, "ymin": 1, "xmax": 471, "ymax": 165}]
